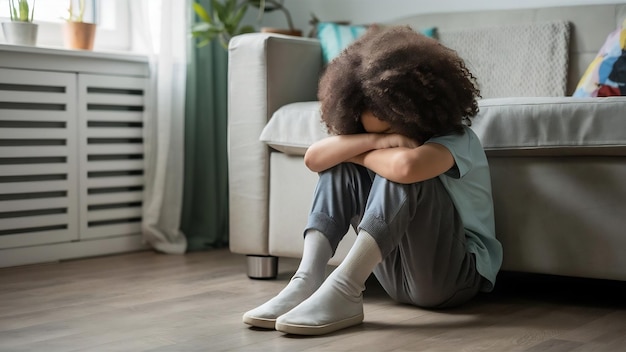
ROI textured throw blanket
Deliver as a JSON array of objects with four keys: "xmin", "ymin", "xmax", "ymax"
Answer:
[{"xmin": 439, "ymin": 21, "xmax": 571, "ymax": 98}]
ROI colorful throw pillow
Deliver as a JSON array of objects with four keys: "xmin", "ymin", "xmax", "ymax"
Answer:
[
  {"xmin": 573, "ymin": 19, "xmax": 626, "ymax": 97},
  {"xmin": 316, "ymin": 22, "xmax": 437, "ymax": 64},
  {"xmin": 317, "ymin": 23, "xmax": 368, "ymax": 64}
]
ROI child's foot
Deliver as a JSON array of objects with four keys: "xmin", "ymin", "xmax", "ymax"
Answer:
[
  {"xmin": 242, "ymin": 276, "xmax": 319, "ymax": 329},
  {"xmin": 275, "ymin": 279, "xmax": 364, "ymax": 335}
]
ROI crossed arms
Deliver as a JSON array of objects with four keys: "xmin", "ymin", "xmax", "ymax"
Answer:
[{"xmin": 304, "ymin": 133, "xmax": 454, "ymax": 184}]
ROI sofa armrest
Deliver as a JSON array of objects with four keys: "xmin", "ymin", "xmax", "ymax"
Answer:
[{"xmin": 227, "ymin": 33, "xmax": 323, "ymax": 256}]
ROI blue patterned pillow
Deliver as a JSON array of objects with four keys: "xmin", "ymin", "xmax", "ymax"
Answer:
[{"xmin": 316, "ymin": 22, "xmax": 437, "ymax": 64}]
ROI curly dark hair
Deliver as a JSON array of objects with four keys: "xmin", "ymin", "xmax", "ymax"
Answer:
[{"xmin": 317, "ymin": 25, "xmax": 481, "ymax": 144}]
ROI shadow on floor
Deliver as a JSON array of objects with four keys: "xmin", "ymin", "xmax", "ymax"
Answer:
[{"xmin": 363, "ymin": 270, "xmax": 626, "ymax": 310}]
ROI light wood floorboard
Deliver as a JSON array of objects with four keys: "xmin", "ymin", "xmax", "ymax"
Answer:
[{"xmin": 0, "ymin": 249, "xmax": 625, "ymax": 351}]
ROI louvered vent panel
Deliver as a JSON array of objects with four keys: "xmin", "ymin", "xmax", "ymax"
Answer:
[
  {"xmin": 78, "ymin": 74, "xmax": 147, "ymax": 239},
  {"xmin": 0, "ymin": 68, "xmax": 78, "ymax": 249}
]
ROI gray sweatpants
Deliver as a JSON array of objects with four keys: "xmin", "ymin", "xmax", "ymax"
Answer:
[{"xmin": 305, "ymin": 163, "xmax": 483, "ymax": 308}]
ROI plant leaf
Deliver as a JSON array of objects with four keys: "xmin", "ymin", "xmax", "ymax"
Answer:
[
  {"xmin": 196, "ymin": 38, "xmax": 210, "ymax": 47},
  {"xmin": 231, "ymin": 3, "xmax": 247, "ymax": 27},
  {"xmin": 191, "ymin": 22, "xmax": 211, "ymax": 32},
  {"xmin": 193, "ymin": 29, "xmax": 218, "ymax": 40},
  {"xmin": 192, "ymin": 22, "xmax": 221, "ymax": 37},
  {"xmin": 225, "ymin": 0, "xmax": 236, "ymax": 18},
  {"xmin": 192, "ymin": 2, "xmax": 211, "ymax": 23},
  {"xmin": 19, "ymin": 0, "xmax": 29, "ymax": 21},
  {"xmin": 191, "ymin": 0, "xmax": 256, "ymax": 51},
  {"xmin": 211, "ymin": 0, "xmax": 226, "ymax": 22}
]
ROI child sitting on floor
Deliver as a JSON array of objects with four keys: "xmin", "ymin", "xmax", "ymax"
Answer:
[{"xmin": 243, "ymin": 25, "xmax": 503, "ymax": 336}]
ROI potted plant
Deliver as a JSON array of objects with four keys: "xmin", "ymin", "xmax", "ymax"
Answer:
[
  {"xmin": 192, "ymin": 0, "xmax": 255, "ymax": 49},
  {"xmin": 2, "ymin": 0, "xmax": 38, "ymax": 46},
  {"xmin": 63, "ymin": 0, "xmax": 96, "ymax": 50},
  {"xmin": 191, "ymin": 0, "xmax": 300, "ymax": 50}
]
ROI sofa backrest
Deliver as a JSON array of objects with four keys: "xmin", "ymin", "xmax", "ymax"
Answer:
[
  {"xmin": 388, "ymin": 4, "xmax": 626, "ymax": 96},
  {"xmin": 440, "ymin": 21, "xmax": 570, "ymax": 98}
]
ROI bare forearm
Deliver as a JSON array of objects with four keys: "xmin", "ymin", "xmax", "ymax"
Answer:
[
  {"xmin": 303, "ymin": 133, "xmax": 442, "ymax": 180},
  {"xmin": 350, "ymin": 143, "xmax": 455, "ymax": 184},
  {"xmin": 349, "ymin": 148, "xmax": 413, "ymax": 183},
  {"xmin": 304, "ymin": 134, "xmax": 381, "ymax": 172}
]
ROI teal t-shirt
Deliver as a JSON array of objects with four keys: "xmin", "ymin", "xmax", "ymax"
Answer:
[{"xmin": 427, "ymin": 126, "xmax": 503, "ymax": 292}]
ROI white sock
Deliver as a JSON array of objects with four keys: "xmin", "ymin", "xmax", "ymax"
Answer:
[
  {"xmin": 330, "ymin": 230, "xmax": 383, "ymax": 297},
  {"xmin": 243, "ymin": 230, "xmax": 333, "ymax": 327},
  {"xmin": 275, "ymin": 230, "xmax": 382, "ymax": 335},
  {"xmin": 294, "ymin": 229, "xmax": 334, "ymax": 287}
]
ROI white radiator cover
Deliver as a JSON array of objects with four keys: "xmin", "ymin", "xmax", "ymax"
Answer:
[
  {"xmin": 0, "ymin": 44, "xmax": 151, "ymax": 267},
  {"xmin": 0, "ymin": 68, "xmax": 79, "ymax": 248},
  {"xmin": 78, "ymin": 74, "xmax": 146, "ymax": 241}
]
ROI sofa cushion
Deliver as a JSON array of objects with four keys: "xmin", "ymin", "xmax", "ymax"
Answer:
[
  {"xmin": 473, "ymin": 97, "xmax": 626, "ymax": 155},
  {"xmin": 261, "ymin": 98, "xmax": 626, "ymax": 157},
  {"xmin": 573, "ymin": 19, "xmax": 626, "ymax": 97},
  {"xmin": 259, "ymin": 101, "xmax": 328, "ymax": 155}
]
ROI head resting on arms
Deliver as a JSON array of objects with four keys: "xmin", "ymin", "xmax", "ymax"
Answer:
[{"xmin": 317, "ymin": 25, "xmax": 481, "ymax": 145}]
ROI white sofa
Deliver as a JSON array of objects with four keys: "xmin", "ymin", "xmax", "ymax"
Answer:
[{"xmin": 227, "ymin": 4, "xmax": 626, "ymax": 281}]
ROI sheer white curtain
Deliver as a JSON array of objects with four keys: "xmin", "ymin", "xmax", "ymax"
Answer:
[{"xmin": 131, "ymin": 0, "xmax": 188, "ymax": 253}]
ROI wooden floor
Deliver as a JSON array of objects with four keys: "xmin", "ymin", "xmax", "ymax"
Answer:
[{"xmin": 1, "ymin": 249, "xmax": 625, "ymax": 352}]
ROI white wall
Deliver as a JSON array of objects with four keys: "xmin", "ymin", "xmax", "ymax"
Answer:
[{"xmin": 258, "ymin": 0, "xmax": 625, "ymax": 34}]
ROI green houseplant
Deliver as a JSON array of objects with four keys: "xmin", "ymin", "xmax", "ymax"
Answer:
[
  {"xmin": 192, "ymin": 0, "xmax": 299, "ymax": 50},
  {"xmin": 9, "ymin": 0, "xmax": 35, "ymax": 22},
  {"xmin": 63, "ymin": 0, "xmax": 96, "ymax": 50},
  {"xmin": 65, "ymin": 0, "xmax": 87, "ymax": 22},
  {"xmin": 192, "ymin": 0, "xmax": 254, "ymax": 49},
  {"xmin": 2, "ymin": 0, "xmax": 38, "ymax": 46}
]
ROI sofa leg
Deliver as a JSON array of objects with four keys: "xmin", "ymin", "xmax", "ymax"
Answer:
[{"xmin": 246, "ymin": 255, "xmax": 278, "ymax": 279}]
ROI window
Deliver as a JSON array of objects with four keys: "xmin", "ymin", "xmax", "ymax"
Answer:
[{"xmin": 0, "ymin": 0, "xmax": 131, "ymax": 52}]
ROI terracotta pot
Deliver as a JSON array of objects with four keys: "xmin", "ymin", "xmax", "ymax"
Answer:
[
  {"xmin": 63, "ymin": 22, "xmax": 96, "ymax": 50},
  {"xmin": 260, "ymin": 27, "xmax": 302, "ymax": 37},
  {"xmin": 2, "ymin": 22, "xmax": 38, "ymax": 46}
]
